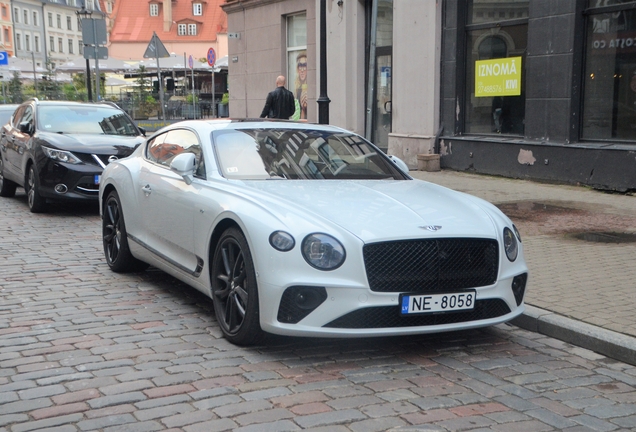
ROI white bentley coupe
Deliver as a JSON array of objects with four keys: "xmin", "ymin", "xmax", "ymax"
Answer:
[{"xmin": 99, "ymin": 120, "xmax": 528, "ymax": 345}]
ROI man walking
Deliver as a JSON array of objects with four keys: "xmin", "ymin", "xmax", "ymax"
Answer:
[{"xmin": 260, "ymin": 75, "xmax": 296, "ymax": 119}]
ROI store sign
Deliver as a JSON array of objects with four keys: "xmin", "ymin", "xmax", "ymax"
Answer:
[{"xmin": 475, "ymin": 56, "xmax": 522, "ymax": 97}]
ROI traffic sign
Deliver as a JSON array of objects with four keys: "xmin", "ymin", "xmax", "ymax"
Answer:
[
  {"xmin": 188, "ymin": 55, "xmax": 194, "ymax": 69},
  {"xmin": 84, "ymin": 46, "xmax": 108, "ymax": 60},
  {"xmin": 144, "ymin": 32, "xmax": 170, "ymax": 59},
  {"xmin": 80, "ymin": 18, "xmax": 107, "ymax": 46},
  {"xmin": 207, "ymin": 47, "xmax": 216, "ymax": 67},
  {"xmin": 0, "ymin": 51, "xmax": 7, "ymax": 66}
]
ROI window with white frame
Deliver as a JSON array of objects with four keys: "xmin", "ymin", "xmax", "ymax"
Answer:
[
  {"xmin": 287, "ymin": 13, "xmax": 308, "ymax": 119},
  {"xmin": 16, "ymin": 33, "xmax": 21, "ymax": 50},
  {"xmin": 58, "ymin": 37, "xmax": 63, "ymax": 52},
  {"xmin": 23, "ymin": 9, "xmax": 28, "ymax": 25},
  {"xmin": 188, "ymin": 23, "xmax": 197, "ymax": 35},
  {"xmin": 68, "ymin": 39, "xmax": 73, "ymax": 54},
  {"xmin": 48, "ymin": 12, "xmax": 52, "ymax": 27},
  {"xmin": 35, "ymin": 35, "xmax": 39, "ymax": 52},
  {"xmin": 33, "ymin": 11, "xmax": 38, "ymax": 26},
  {"xmin": 178, "ymin": 23, "xmax": 186, "ymax": 35},
  {"xmin": 25, "ymin": 35, "xmax": 30, "ymax": 51},
  {"xmin": 79, "ymin": 40, "xmax": 83, "ymax": 55},
  {"xmin": 107, "ymin": 2, "xmax": 112, "ymax": 13},
  {"xmin": 67, "ymin": 16, "xmax": 72, "ymax": 30},
  {"xmin": 57, "ymin": 14, "xmax": 61, "ymax": 28},
  {"xmin": 14, "ymin": 8, "xmax": 19, "ymax": 23},
  {"xmin": 193, "ymin": 3, "xmax": 202, "ymax": 15},
  {"xmin": 49, "ymin": 36, "xmax": 54, "ymax": 51},
  {"xmin": 150, "ymin": 4, "xmax": 159, "ymax": 16}
]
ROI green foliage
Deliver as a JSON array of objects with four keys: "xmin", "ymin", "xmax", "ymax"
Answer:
[
  {"xmin": 186, "ymin": 93, "xmax": 198, "ymax": 103},
  {"xmin": 221, "ymin": 92, "xmax": 229, "ymax": 105},
  {"xmin": 8, "ymin": 71, "xmax": 23, "ymax": 103}
]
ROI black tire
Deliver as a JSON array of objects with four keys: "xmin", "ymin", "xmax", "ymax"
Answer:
[
  {"xmin": 26, "ymin": 164, "xmax": 47, "ymax": 213},
  {"xmin": 0, "ymin": 157, "xmax": 17, "ymax": 197},
  {"xmin": 211, "ymin": 227, "xmax": 263, "ymax": 345},
  {"xmin": 102, "ymin": 190, "xmax": 149, "ymax": 273}
]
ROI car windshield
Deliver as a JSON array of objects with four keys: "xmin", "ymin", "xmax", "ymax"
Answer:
[
  {"xmin": 212, "ymin": 128, "xmax": 406, "ymax": 180},
  {"xmin": 37, "ymin": 105, "xmax": 139, "ymax": 136}
]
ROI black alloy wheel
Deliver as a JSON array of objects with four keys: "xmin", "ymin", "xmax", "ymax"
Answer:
[
  {"xmin": 102, "ymin": 190, "xmax": 148, "ymax": 273},
  {"xmin": 26, "ymin": 164, "xmax": 46, "ymax": 213},
  {"xmin": 0, "ymin": 157, "xmax": 17, "ymax": 197},
  {"xmin": 211, "ymin": 227, "xmax": 263, "ymax": 345}
]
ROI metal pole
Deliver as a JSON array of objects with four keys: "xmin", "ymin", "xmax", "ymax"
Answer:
[
  {"xmin": 212, "ymin": 71, "xmax": 215, "ymax": 117},
  {"xmin": 31, "ymin": 51, "xmax": 38, "ymax": 98},
  {"xmin": 317, "ymin": 0, "xmax": 330, "ymax": 124},
  {"xmin": 85, "ymin": 58, "xmax": 92, "ymax": 101},
  {"xmin": 365, "ymin": 0, "xmax": 378, "ymax": 140},
  {"xmin": 93, "ymin": 18, "xmax": 100, "ymax": 101},
  {"xmin": 156, "ymin": 56, "xmax": 166, "ymax": 120},
  {"xmin": 191, "ymin": 65, "xmax": 195, "ymax": 119}
]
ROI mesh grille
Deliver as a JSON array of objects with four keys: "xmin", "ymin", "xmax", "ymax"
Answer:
[
  {"xmin": 324, "ymin": 299, "xmax": 511, "ymax": 329},
  {"xmin": 363, "ymin": 238, "xmax": 499, "ymax": 293}
]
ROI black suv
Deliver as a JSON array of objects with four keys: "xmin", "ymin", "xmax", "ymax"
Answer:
[{"xmin": 0, "ymin": 99, "xmax": 145, "ymax": 212}]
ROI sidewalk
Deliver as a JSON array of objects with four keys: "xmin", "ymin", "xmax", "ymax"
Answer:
[{"xmin": 410, "ymin": 169, "xmax": 636, "ymax": 365}]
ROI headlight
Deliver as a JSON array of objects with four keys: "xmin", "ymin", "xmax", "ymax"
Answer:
[
  {"xmin": 503, "ymin": 227, "xmax": 518, "ymax": 262},
  {"xmin": 269, "ymin": 231, "xmax": 295, "ymax": 251},
  {"xmin": 42, "ymin": 146, "xmax": 82, "ymax": 164},
  {"xmin": 513, "ymin": 224, "xmax": 522, "ymax": 242},
  {"xmin": 301, "ymin": 233, "xmax": 345, "ymax": 270}
]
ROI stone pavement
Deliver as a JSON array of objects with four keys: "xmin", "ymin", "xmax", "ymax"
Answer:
[{"xmin": 410, "ymin": 169, "xmax": 636, "ymax": 366}]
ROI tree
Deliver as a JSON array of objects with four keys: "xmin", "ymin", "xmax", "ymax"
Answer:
[{"xmin": 8, "ymin": 71, "xmax": 23, "ymax": 104}]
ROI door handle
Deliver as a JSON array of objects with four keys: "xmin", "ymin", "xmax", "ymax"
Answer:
[{"xmin": 141, "ymin": 184, "xmax": 152, "ymax": 195}]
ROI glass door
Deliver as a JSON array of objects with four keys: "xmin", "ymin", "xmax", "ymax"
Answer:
[{"xmin": 373, "ymin": 52, "xmax": 392, "ymax": 151}]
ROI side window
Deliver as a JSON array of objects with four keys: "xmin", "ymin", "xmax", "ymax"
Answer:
[
  {"xmin": 146, "ymin": 129, "xmax": 206, "ymax": 178},
  {"xmin": 20, "ymin": 106, "xmax": 34, "ymax": 126},
  {"xmin": 11, "ymin": 106, "xmax": 26, "ymax": 127}
]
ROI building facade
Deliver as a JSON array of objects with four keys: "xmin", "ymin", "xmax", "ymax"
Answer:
[
  {"xmin": 0, "ymin": 0, "xmax": 14, "ymax": 57},
  {"xmin": 12, "ymin": 0, "xmax": 46, "ymax": 65},
  {"xmin": 223, "ymin": 0, "xmax": 635, "ymax": 191}
]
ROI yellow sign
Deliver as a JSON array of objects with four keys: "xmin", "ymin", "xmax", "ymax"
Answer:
[{"xmin": 475, "ymin": 56, "xmax": 522, "ymax": 97}]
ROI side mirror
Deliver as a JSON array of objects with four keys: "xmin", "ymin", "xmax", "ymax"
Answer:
[
  {"xmin": 388, "ymin": 154, "xmax": 409, "ymax": 173},
  {"xmin": 138, "ymin": 126, "xmax": 146, "ymax": 136},
  {"xmin": 19, "ymin": 121, "xmax": 33, "ymax": 135},
  {"xmin": 170, "ymin": 152, "xmax": 197, "ymax": 185}
]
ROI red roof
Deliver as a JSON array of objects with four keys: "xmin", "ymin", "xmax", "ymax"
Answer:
[{"xmin": 110, "ymin": 0, "xmax": 227, "ymax": 44}]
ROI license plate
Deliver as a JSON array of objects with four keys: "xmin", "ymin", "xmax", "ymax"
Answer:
[
  {"xmin": 400, "ymin": 291, "xmax": 476, "ymax": 315},
  {"xmin": 94, "ymin": 175, "xmax": 101, "ymax": 185}
]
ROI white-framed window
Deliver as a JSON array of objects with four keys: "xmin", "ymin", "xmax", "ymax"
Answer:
[
  {"xmin": 50, "ymin": 36, "xmax": 54, "ymax": 51},
  {"xmin": 16, "ymin": 33, "xmax": 21, "ymax": 50},
  {"xmin": 287, "ymin": 13, "xmax": 308, "ymax": 120},
  {"xmin": 14, "ymin": 7, "xmax": 19, "ymax": 23},
  {"xmin": 35, "ymin": 35, "xmax": 40, "ymax": 52},
  {"xmin": 57, "ymin": 14, "xmax": 61, "ymax": 29},
  {"xmin": 25, "ymin": 34, "xmax": 30, "ymax": 51},
  {"xmin": 188, "ymin": 23, "xmax": 197, "ymax": 35},
  {"xmin": 107, "ymin": 2, "xmax": 112, "ymax": 13},
  {"xmin": 67, "ymin": 16, "xmax": 72, "ymax": 30},
  {"xmin": 79, "ymin": 40, "xmax": 83, "ymax": 55},
  {"xmin": 150, "ymin": 4, "xmax": 159, "ymax": 16},
  {"xmin": 177, "ymin": 23, "xmax": 187, "ymax": 35},
  {"xmin": 58, "ymin": 37, "xmax": 63, "ymax": 53},
  {"xmin": 68, "ymin": 39, "xmax": 73, "ymax": 54},
  {"xmin": 48, "ymin": 12, "xmax": 53, "ymax": 27},
  {"xmin": 33, "ymin": 11, "xmax": 38, "ymax": 26},
  {"xmin": 23, "ymin": 9, "xmax": 28, "ymax": 25},
  {"xmin": 193, "ymin": 3, "xmax": 202, "ymax": 15}
]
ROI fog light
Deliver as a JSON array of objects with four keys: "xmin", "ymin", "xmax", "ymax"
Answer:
[
  {"xmin": 54, "ymin": 184, "xmax": 68, "ymax": 194},
  {"xmin": 277, "ymin": 286, "xmax": 328, "ymax": 324},
  {"xmin": 511, "ymin": 273, "xmax": 528, "ymax": 306}
]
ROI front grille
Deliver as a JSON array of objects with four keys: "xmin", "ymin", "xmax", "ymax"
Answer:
[
  {"xmin": 324, "ymin": 299, "xmax": 511, "ymax": 329},
  {"xmin": 363, "ymin": 239, "xmax": 499, "ymax": 293}
]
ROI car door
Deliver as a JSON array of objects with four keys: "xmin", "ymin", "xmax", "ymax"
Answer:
[
  {"xmin": 1, "ymin": 105, "xmax": 27, "ymax": 178},
  {"xmin": 9, "ymin": 105, "xmax": 35, "ymax": 177},
  {"xmin": 137, "ymin": 128, "xmax": 206, "ymax": 275}
]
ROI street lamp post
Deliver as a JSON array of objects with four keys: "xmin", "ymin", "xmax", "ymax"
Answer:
[
  {"xmin": 75, "ymin": 6, "xmax": 92, "ymax": 101},
  {"xmin": 317, "ymin": 0, "xmax": 330, "ymax": 124}
]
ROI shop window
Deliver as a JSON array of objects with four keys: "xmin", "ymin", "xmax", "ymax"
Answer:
[
  {"xmin": 582, "ymin": 2, "xmax": 636, "ymax": 141},
  {"xmin": 286, "ymin": 13, "xmax": 307, "ymax": 120},
  {"xmin": 464, "ymin": 0, "xmax": 528, "ymax": 135}
]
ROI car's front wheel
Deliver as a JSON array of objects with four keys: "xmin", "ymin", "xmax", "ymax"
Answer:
[
  {"xmin": 211, "ymin": 227, "xmax": 263, "ymax": 346},
  {"xmin": 0, "ymin": 157, "xmax": 17, "ymax": 197},
  {"xmin": 26, "ymin": 164, "xmax": 46, "ymax": 213},
  {"xmin": 102, "ymin": 190, "xmax": 148, "ymax": 273}
]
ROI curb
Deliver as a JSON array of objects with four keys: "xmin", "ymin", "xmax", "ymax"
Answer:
[{"xmin": 512, "ymin": 305, "xmax": 636, "ymax": 366}]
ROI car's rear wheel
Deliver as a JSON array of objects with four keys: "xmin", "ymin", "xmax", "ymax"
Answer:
[
  {"xmin": 26, "ymin": 164, "xmax": 46, "ymax": 213},
  {"xmin": 0, "ymin": 157, "xmax": 17, "ymax": 197},
  {"xmin": 103, "ymin": 190, "xmax": 149, "ymax": 273},
  {"xmin": 211, "ymin": 228, "xmax": 263, "ymax": 345}
]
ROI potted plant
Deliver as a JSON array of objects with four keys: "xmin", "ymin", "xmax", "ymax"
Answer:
[{"xmin": 218, "ymin": 92, "xmax": 229, "ymax": 117}]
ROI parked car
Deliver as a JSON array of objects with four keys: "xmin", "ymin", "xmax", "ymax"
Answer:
[
  {"xmin": 99, "ymin": 119, "xmax": 528, "ymax": 345},
  {"xmin": 0, "ymin": 99, "xmax": 145, "ymax": 212},
  {"xmin": 0, "ymin": 104, "xmax": 19, "ymax": 127}
]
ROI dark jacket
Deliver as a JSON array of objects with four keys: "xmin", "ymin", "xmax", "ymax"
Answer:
[{"xmin": 260, "ymin": 86, "xmax": 295, "ymax": 119}]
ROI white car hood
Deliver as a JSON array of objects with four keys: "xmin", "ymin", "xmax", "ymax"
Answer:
[{"xmin": 244, "ymin": 180, "xmax": 498, "ymax": 242}]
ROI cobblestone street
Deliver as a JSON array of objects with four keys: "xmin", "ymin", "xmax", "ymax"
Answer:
[{"xmin": 1, "ymin": 189, "xmax": 636, "ymax": 431}]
